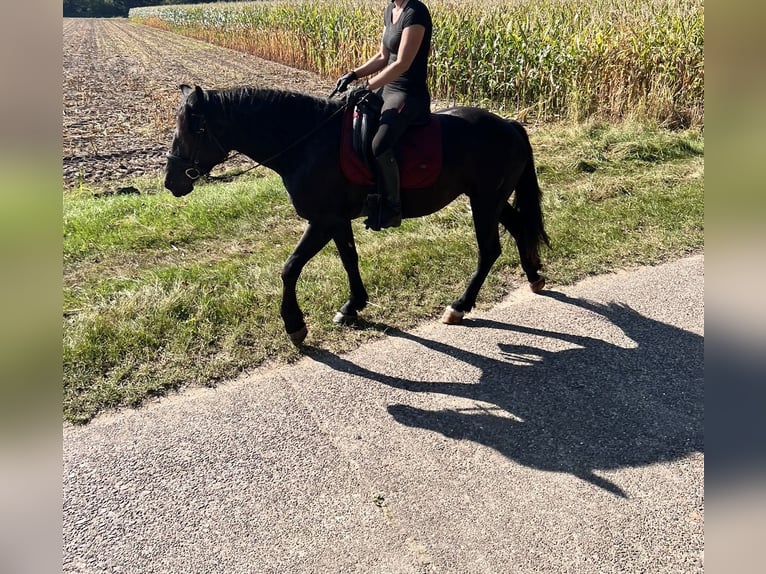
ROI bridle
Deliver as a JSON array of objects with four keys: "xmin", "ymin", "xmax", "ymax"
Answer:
[
  {"xmin": 166, "ymin": 97, "xmax": 350, "ymax": 183},
  {"xmin": 165, "ymin": 112, "xmax": 229, "ymax": 181}
]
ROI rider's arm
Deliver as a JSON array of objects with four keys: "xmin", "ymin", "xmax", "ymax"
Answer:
[
  {"xmin": 365, "ymin": 25, "xmax": 425, "ymax": 91},
  {"xmin": 352, "ymin": 36, "xmax": 390, "ymax": 79}
]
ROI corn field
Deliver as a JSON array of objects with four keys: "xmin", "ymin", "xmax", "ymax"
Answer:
[{"xmin": 130, "ymin": 0, "xmax": 704, "ymax": 127}]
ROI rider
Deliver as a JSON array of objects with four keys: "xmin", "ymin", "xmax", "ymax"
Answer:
[{"xmin": 335, "ymin": 0, "xmax": 433, "ymax": 230}]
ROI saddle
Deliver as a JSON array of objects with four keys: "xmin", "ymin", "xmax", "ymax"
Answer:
[{"xmin": 340, "ymin": 94, "xmax": 442, "ymax": 189}]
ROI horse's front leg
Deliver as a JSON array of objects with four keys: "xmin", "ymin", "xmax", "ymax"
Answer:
[
  {"xmin": 281, "ymin": 222, "xmax": 333, "ymax": 345},
  {"xmin": 331, "ymin": 220, "xmax": 368, "ymax": 324}
]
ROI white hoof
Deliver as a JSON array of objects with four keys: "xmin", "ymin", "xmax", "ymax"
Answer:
[
  {"xmin": 441, "ymin": 306, "xmax": 465, "ymax": 325},
  {"xmin": 333, "ymin": 311, "xmax": 356, "ymax": 324}
]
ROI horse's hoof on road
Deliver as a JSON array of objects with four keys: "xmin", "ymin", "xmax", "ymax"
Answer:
[
  {"xmin": 288, "ymin": 325, "xmax": 308, "ymax": 346},
  {"xmin": 530, "ymin": 277, "xmax": 546, "ymax": 293},
  {"xmin": 441, "ymin": 306, "xmax": 465, "ymax": 325}
]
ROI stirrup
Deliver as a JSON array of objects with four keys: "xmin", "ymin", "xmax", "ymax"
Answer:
[
  {"xmin": 379, "ymin": 207, "xmax": 402, "ymax": 229},
  {"xmin": 364, "ymin": 203, "xmax": 401, "ymax": 231}
]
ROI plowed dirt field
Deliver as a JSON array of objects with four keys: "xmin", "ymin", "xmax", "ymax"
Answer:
[{"xmin": 62, "ymin": 18, "xmax": 334, "ymax": 188}]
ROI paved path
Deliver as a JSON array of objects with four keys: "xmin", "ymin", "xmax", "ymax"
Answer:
[{"xmin": 63, "ymin": 255, "xmax": 704, "ymax": 573}]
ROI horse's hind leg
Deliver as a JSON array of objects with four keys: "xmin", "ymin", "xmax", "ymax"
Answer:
[
  {"xmin": 443, "ymin": 205, "xmax": 502, "ymax": 324},
  {"xmin": 331, "ymin": 220, "xmax": 369, "ymax": 324},
  {"xmin": 499, "ymin": 203, "xmax": 545, "ymax": 292}
]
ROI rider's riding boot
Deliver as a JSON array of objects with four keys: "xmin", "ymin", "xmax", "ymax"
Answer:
[{"xmin": 366, "ymin": 149, "xmax": 402, "ymax": 231}]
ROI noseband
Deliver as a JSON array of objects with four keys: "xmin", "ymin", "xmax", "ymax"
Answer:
[{"xmin": 166, "ymin": 112, "xmax": 228, "ymax": 181}]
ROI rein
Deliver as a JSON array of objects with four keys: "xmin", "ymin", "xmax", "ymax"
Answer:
[{"xmin": 167, "ymin": 99, "xmax": 349, "ymax": 182}]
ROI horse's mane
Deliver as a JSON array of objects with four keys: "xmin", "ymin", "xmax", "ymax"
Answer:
[{"xmin": 206, "ymin": 87, "xmax": 343, "ymax": 124}]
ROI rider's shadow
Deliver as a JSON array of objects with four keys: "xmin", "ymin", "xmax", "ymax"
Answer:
[{"xmin": 306, "ymin": 294, "xmax": 703, "ymax": 498}]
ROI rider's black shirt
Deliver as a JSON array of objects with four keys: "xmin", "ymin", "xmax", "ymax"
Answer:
[{"xmin": 382, "ymin": 0, "xmax": 432, "ymax": 101}]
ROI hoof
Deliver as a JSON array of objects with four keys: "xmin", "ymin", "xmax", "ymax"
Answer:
[
  {"xmin": 441, "ymin": 306, "xmax": 465, "ymax": 325},
  {"xmin": 333, "ymin": 311, "xmax": 357, "ymax": 325},
  {"xmin": 288, "ymin": 325, "xmax": 308, "ymax": 346},
  {"xmin": 530, "ymin": 277, "xmax": 546, "ymax": 293}
]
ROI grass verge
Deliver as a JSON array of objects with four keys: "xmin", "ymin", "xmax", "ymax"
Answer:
[{"xmin": 64, "ymin": 120, "xmax": 703, "ymax": 423}]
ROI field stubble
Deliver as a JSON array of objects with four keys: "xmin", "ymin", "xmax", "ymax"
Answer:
[{"xmin": 63, "ymin": 18, "xmax": 334, "ymax": 188}]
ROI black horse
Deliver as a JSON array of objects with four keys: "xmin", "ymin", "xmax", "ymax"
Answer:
[{"xmin": 165, "ymin": 84, "xmax": 549, "ymax": 345}]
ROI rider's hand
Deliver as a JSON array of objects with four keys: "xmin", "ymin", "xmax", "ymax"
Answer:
[
  {"xmin": 346, "ymin": 84, "xmax": 370, "ymax": 106},
  {"xmin": 335, "ymin": 71, "xmax": 358, "ymax": 93}
]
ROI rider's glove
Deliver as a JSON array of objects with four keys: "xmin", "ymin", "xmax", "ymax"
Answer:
[
  {"xmin": 335, "ymin": 71, "xmax": 358, "ymax": 93},
  {"xmin": 346, "ymin": 84, "xmax": 370, "ymax": 106}
]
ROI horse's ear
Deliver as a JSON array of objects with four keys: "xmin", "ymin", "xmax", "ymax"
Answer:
[
  {"xmin": 194, "ymin": 85, "xmax": 204, "ymax": 101},
  {"xmin": 180, "ymin": 84, "xmax": 193, "ymax": 97}
]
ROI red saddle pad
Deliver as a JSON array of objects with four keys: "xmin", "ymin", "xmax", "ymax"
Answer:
[{"xmin": 339, "ymin": 108, "xmax": 442, "ymax": 189}]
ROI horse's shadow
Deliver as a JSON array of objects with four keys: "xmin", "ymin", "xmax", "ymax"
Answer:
[{"xmin": 304, "ymin": 293, "xmax": 703, "ymax": 498}]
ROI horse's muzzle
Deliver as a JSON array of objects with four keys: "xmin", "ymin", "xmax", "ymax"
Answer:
[{"xmin": 164, "ymin": 173, "xmax": 194, "ymax": 197}]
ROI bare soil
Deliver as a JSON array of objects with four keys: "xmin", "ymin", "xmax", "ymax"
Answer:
[{"xmin": 62, "ymin": 18, "xmax": 335, "ymax": 188}]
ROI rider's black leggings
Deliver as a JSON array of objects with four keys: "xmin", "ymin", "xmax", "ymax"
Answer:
[{"xmin": 371, "ymin": 90, "xmax": 430, "ymax": 159}]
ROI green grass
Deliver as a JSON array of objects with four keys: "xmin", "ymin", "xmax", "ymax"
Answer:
[{"xmin": 63, "ymin": 121, "xmax": 703, "ymax": 423}]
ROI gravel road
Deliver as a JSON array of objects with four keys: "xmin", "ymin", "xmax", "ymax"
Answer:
[{"xmin": 63, "ymin": 254, "xmax": 704, "ymax": 573}]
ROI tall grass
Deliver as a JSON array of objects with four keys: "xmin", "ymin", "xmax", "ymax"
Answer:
[{"xmin": 130, "ymin": 0, "xmax": 704, "ymax": 126}]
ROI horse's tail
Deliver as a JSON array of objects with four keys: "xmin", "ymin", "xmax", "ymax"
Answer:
[{"xmin": 511, "ymin": 122, "xmax": 550, "ymax": 261}]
